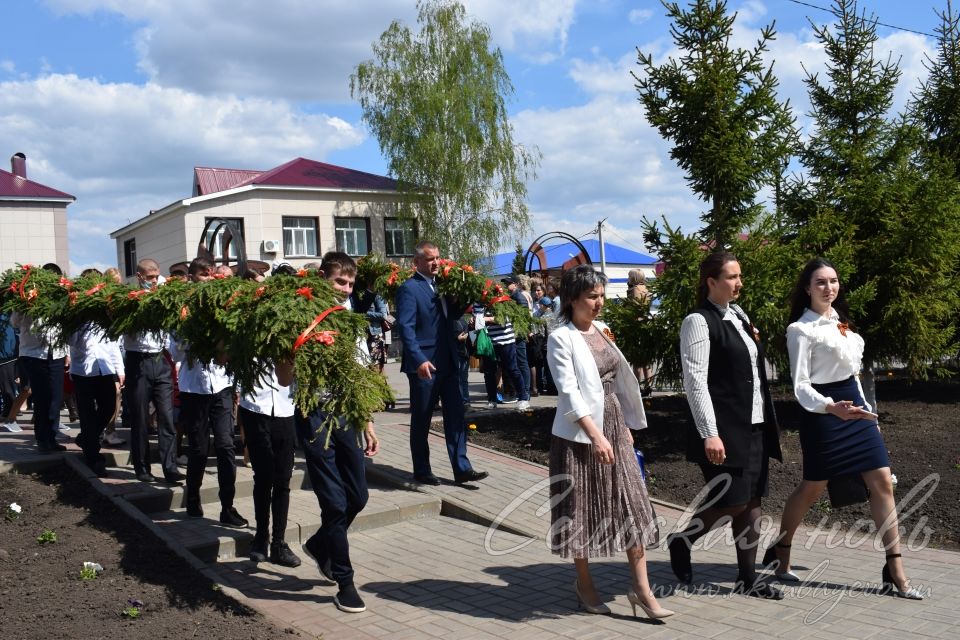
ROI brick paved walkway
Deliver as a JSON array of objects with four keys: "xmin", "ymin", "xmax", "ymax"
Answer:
[{"xmin": 1, "ymin": 361, "xmax": 955, "ymax": 638}]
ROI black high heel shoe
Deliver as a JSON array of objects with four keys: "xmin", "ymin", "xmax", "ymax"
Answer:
[
  {"xmin": 881, "ymin": 553, "xmax": 923, "ymax": 600},
  {"xmin": 762, "ymin": 541, "xmax": 800, "ymax": 582}
]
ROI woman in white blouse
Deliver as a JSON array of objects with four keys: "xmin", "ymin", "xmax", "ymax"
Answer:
[{"xmin": 765, "ymin": 258, "xmax": 921, "ymax": 599}]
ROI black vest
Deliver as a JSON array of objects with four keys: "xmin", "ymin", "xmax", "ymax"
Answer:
[{"xmin": 685, "ymin": 302, "xmax": 782, "ymax": 467}]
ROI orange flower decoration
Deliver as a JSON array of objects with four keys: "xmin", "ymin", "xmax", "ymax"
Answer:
[
  {"xmin": 68, "ymin": 292, "xmax": 78, "ymax": 305},
  {"xmin": 602, "ymin": 327, "xmax": 616, "ymax": 343},
  {"xmin": 27, "ymin": 289, "xmax": 38, "ymax": 300},
  {"xmin": 127, "ymin": 289, "xmax": 148, "ymax": 299},
  {"xmin": 180, "ymin": 306, "xmax": 189, "ymax": 320},
  {"xmin": 297, "ymin": 268, "xmax": 309, "ymax": 277},
  {"xmin": 254, "ymin": 286, "xmax": 266, "ymax": 298},
  {"xmin": 58, "ymin": 277, "xmax": 73, "ymax": 289},
  {"xmin": 296, "ymin": 286, "xmax": 314, "ymax": 301}
]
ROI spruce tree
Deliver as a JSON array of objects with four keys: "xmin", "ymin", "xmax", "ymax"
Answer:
[{"xmin": 787, "ymin": 0, "xmax": 960, "ymax": 407}]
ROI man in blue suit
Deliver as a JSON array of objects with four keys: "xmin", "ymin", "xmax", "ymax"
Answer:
[{"xmin": 396, "ymin": 241, "xmax": 488, "ymax": 485}]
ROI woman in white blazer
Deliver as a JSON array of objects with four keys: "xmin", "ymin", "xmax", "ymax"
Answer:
[{"xmin": 546, "ymin": 265, "xmax": 672, "ymax": 621}]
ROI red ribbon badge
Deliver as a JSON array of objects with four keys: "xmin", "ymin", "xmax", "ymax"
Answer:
[
  {"xmin": 838, "ymin": 322, "xmax": 849, "ymax": 337},
  {"xmin": 293, "ymin": 305, "xmax": 345, "ymax": 353}
]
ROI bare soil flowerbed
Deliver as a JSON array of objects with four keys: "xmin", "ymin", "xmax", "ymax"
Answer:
[
  {"xmin": 0, "ymin": 466, "xmax": 298, "ymax": 640},
  {"xmin": 459, "ymin": 374, "xmax": 960, "ymax": 550}
]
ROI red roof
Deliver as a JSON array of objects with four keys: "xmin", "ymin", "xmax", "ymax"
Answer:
[
  {"xmin": 237, "ymin": 157, "xmax": 397, "ymax": 192},
  {"xmin": 0, "ymin": 167, "xmax": 74, "ymax": 201},
  {"xmin": 193, "ymin": 167, "xmax": 264, "ymax": 196}
]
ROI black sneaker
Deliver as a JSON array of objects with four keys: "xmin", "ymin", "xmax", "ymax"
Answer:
[
  {"xmin": 249, "ymin": 537, "xmax": 268, "ymax": 563},
  {"xmin": 186, "ymin": 501, "xmax": 204, "ymax": 519},
  {"xmin": 334, "ymin": 583, "xmax": 366, "ymax": 613},
  {"xmin": 302, "ymin": 534, "xmax": 335, "ymax": 582},
  {"xmin": 270, "ymin": 541, "xmax": 301, "ymax": 568},
  {"xmin": 219, "ymin": 507, "xmax": 248, "ymax": 528}
]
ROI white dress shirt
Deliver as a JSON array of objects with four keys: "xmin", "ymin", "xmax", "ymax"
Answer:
[
  {"xmin": 680, "ymin": 302, "xmax": 764, "ymax": 439},
  {"xmin": 239, "ymin": 364, "xmax": 295, "ymax": 417},
  {"xmin": 786, "ymin": 307, "xmax": 870, "ymax": 413},
  {"xmin": 168, "ymin": 339, "xmax": 232, "ymax": 394},
  {"xmin": 123, "ymin": 331, "xmax": 169, "ymax": 354},
  {"xmin": 68, "ymin": 325, "xmax": 124, "ymax": 377},
  {"xmin": 11, "ymin": 311, "xmax": 68, "ymax": 360}
]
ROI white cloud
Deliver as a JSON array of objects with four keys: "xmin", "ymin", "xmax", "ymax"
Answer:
[
  {"xmin": 628, "ymin": 8, "xmax": 653, "ymax": 25},
  {"xmin": 0, "ymin": 73, "xmax": 364, "ymax": 270},
  {"xmin": 513, "ymin": 95, "xmax": 704, "ymax": 251},
  {"xmin": 43, "ymin": 0, "xmax": 577, "ymax": 102},
  {"xmin": 569, "ymin": 50, "xmax": 637, "ymax": 95},
  {"xmin": 0, "ymin": 60, "xmax": 15, "ymax": 74}
]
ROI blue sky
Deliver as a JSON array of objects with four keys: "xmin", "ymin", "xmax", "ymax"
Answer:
[{"xmin": 0, "ymin": 0, "xmax": 944, "ymax": 271}]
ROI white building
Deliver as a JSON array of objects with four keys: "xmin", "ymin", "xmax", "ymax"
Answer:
[
  {"xmin": 0, "ymin": 153, "xmax": 74, "ymax": 273},
  {"xmin": 110, "ymin": 157, "xmax": 416, "ymax": 278}
]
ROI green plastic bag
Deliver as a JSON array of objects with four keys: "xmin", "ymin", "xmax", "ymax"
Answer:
[{"xmin": 475, "ymin": 328, "xmax": 497, "ymax": 359}]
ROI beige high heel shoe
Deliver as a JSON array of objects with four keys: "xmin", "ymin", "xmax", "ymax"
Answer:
[
  {"xmin": 574, "ymin": 580, "xmax": 610, "ymax": 614},
  {"xmin": 627, "ymin": 590, "xmax": 675, "ymax": 619}
]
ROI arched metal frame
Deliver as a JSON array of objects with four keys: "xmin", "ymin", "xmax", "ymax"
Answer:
[{"xmin": 524, "ymin": 231, "xmax": 592, "ymax": 277}]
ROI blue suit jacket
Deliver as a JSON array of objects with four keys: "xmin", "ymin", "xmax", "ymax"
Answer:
[{"xmin": 396, "ymin": 273, "xmax": 458, "ymax": 374}]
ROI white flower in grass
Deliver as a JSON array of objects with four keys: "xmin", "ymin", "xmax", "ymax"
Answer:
[
  {"xmin": 890, "ymin": 474, "xmax": 898, "ymax": 487},
  {"xmin": 9, "ymin": 502, "xmax": 21, "ymax": 514}
]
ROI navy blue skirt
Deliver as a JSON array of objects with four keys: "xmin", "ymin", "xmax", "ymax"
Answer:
[{"xmin": 800, "ymin": 376, "xmax": 889, "ymax": 481}]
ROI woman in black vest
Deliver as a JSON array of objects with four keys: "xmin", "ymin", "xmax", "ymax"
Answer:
[{"xmin": 668, "ymin": 252, "xmax": 783, "ymax": 599}]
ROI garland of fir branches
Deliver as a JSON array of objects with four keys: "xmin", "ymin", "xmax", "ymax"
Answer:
[
  {"xmin": 356, "ymin": 254, "xmax": 536, "ymax": 336},
  {"xmin": 0, "ymin": 265, "xmax": 392, "ymax": 433}
]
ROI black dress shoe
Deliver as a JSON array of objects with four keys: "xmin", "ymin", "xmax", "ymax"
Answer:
[
  {"xmin": 453, "ymin": 470, "xmax": 489, "ymax": 484},
  {"xmin": 136, "ymin": 472, "xmax": 156, "ymax": 483},
  {"xmin": 270, "ymin": 541, "xmax": 302, "ymax": 568},
  {"xmin": 186, "ymin": 501, "xmax": 204, "ymax": 519},
  {"xmin": 733, "ymin": 577, "xmax": 784, "ymax": 600},
  {"xmin": 162, "ymin": 471, "xmax": 185, "ymax": 484},
  {"xmin": 49, "ymin": 442, "xmax": 67, "ymax": 452},
  {"xmin": 413, "ymin": 473, "xmax": 441, "ymax": 485},
  {"xmin": 668, "ymin": 534, "xmax": 693, "ymax": 584}
]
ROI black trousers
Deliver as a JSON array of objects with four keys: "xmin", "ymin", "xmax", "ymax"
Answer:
[
  {"xmin": 123, "ymin": 351, "xmax": 176, "ymax": 477},
  {"xmin": 72, "ymin": 373, "xmax": 116, "ymax": 471},
  {"xmin": 181, "ymin": 388, "xmax": 236, "ymax": 509},
  {"xmin": 297, "ymin": 413, "xmax": 368, "ymax": 586},
  {"xmin": 241, "ymin": 406, "xmax": 295, "ymax": 542},
  {"xmin": 21, "ymin": 356, "xmax": 65, "ymax": 446}
]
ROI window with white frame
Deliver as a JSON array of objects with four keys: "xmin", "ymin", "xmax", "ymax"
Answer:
[
  {"xmin": 282, "ymin": 217, "xmax": 319, "ymax": 257},
  {"xmin": 203, "ymin": 217, "xmax": 245, "ymax": 260},
  {"xmin": 384, "ymin": 218, "xmax": 416, "ymax": 257},
  {"xmin": 335, "ymin": 217, "xmax": 369, "ymax": 256}
]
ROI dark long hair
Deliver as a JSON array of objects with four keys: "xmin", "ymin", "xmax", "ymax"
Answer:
[
  {"xmin": 788, "ymin": 257, "xmax": 853, "ymax": 326},
  {"xmin": 696, "ymin": 251, "xmax": 738, "ymax": 306}
]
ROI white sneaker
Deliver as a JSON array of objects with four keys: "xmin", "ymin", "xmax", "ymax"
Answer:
[
  {"xmin": 517, "ymin": 401, "xmax": 530, "ymax": 411},
  {"xmin": 486, "ymin": 402, "xmax": 497, "ymax": 410},
  {"xmin": 2, "ymin": 422, "xmax": 23, "ymax": 433},
  {"xmin": 58, "ymin": 423, "xmax": 72, "ymax": 433}
]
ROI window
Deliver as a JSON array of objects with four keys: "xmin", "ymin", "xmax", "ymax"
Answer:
[
  {"xmin": 123, "ymin": 238, "xmax": 137, "ymax": 277},
  {"xmin": 282, "ymin": 217, "xmax": 319, "ymax": 257},
  {"xmin": 335, "ymin": 217, "xmax": 370, "ymax": 256},
  {"xmin": 384, "ymin": 218, "xmax": 416, "ymax": 257},
  {"xmin": 203, "ymin": 217, "xmax": 245, "ymax": 260}
]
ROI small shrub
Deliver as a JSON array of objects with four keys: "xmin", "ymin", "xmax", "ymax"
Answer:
[
  {"xmin": 79, "ymin": 566, "xmax": 97, "ymax": 581},
  {"xmin": 36, "ymin": 529, "xmax": 57, "ymax": 544}
]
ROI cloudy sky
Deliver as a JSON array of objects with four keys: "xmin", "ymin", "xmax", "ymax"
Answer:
[{"xmin": 0, "ymin": 0, "xmax": 942, "ymax": 272}]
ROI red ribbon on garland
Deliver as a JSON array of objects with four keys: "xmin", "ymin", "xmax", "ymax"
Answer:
[
  {"xmin": 84, "ymin": 283, "xmax": 107, "ymax": 296},
  {"xmin": 14, "ymin": 265, "xmax": 32, "ymax": 300},
  {"xmin": 293, "ymin": 305, "xmax": 345, "ymax": 353},
  {"xmin": 487, "ymin": 295, "xmax": 511, "ymax": 304}
]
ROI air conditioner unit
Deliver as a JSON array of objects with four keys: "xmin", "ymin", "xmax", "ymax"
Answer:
[{"xmin": 262, "ymin": 239, "xmax": 281, "ymax": 254}]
